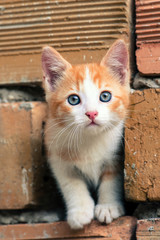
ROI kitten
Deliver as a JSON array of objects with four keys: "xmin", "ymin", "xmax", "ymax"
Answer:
[{"xmin": 42, "ymin": 40, "xmax": 130, "ymax": 229}]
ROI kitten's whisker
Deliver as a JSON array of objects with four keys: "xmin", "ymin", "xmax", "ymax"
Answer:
[
  {"xmin": 59, "ymin": 124, "xmax": 76, "ymax": 161},
  {"xmin": 125, "ymin": 122, "xmax": 144, "ymax": 136},
  {"xmin": 43, "ymin": 121, "xmax": 67, "ymax": 137},
  {"xmin": 78, "ymin": 124, "xmax": 83, "ymax": 148},
  {"xmin": 67, "ymin": 126, "xmax": 74, "ymax": 160},
  {"xmin": 67, "ymin": 125, "xmax": 77, "ymax": 161},
  {"xmin": 43, "ymin": 118, "xmax": 73, "ymax": 137},
  {"xmin": 75, "ymin": 125, "xmax": 81, "ymax": 154},
  {"xmin": 126, "ymin": 116, "xmax": 140, "ymax": 122},
  {"xmin": 127, "ymin": 109, "xmax": 143, "ymax": 112},
  {"xmin": 48, "ymin": 122, "xmax": 75, "ymax": 152},
  {"xmin": 56, "ymin": 122, "xmax": 75, "ymax": 148},
  {"xmin": 103, "ymin": 121, "xmax": 131, "ymax": 153},
  {"xmin": 72, "ymin": 125, "xmax": 79, "ymax": 159},
  {"xmin": 116, "ymin": 126, "xmax": 131, "ymax": 153},
  {"xmin": 78, "ymin": 125, "xmax": 83, "ymax": 146}
]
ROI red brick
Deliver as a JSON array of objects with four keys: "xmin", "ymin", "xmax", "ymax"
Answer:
[
  {"xmin": 0, "ymin": 1, "xmax": 133, "ymax": 85},
  {"xmin": 0, "ymin": 102, "xmax": 47, "ymax": 209},
  {"xmin": 137, "ymin": 218, "xmax": 160, "ymax": 240},
  {"xmin": 136, "ymin": 43, "xmax": 160, "ymax": 75},
  {"xmin": 136, "ymin": 0, "xmax": 160, "ymax": 75},
  {"xmin": 125, "ymin": 89, "xmax": 160, "ymax": 201},
  {"xmin": 0, "ymin": 217, "xmax": 137, "ymax": 240}
]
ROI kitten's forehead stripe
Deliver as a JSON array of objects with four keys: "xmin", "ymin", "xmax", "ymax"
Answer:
[
  {"xmin": 69, "ymin": 65, "xmax": 86, "ymax": 91},
  {"xmin": 83, "ymin": 66, "xmax": 101, "ymax": 92},
  {"xmin": 87, "ymin": 64, "xmax": 102, "ymax": 89},
  {"xmin": 82, "ymin": 66, "xmax": 100, "ymax": 112}
]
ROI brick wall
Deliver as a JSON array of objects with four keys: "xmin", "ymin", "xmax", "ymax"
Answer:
[
  {"xmin": 125, "ymin": 89, "xmax": 160, "ymax": 201},
  {"xmin": 0, "ymin": 0, "xmax": 133, "ymax": 85},
  {"xmin": 136, "ymin": 0, "xmax": 160, "ymax": 75},
  {"xmin": 0, "ymin": 102, "xmax": 47, "ymax": 209},
  {"xmin": 1, "ymin": 0, "xmax": 160, "ymax": 239}
]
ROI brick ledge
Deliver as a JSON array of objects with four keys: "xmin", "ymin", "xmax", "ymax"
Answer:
[{"xmin": 0, "ymin": 216, "xmax": 136, "ymax": 240}]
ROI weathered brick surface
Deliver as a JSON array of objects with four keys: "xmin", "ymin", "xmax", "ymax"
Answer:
[
  {"xmin": 136, "ymin": 0, "xmax": 160, "ymax": 75},
  {"xmin": 0, "ymin": 0, "xmax": 133, "ymax": 85},
  {"xmin": 137, "ymin": 218, "xmax": 160, "ymax": 240},
  {"xmin": 0, "ymin": 102, "xmax": 47, "ymax": 209},
  {"xmin": 125, "ymin": 89, "xmax": 160, "ymax": 201},
  {"xmin": 136, "ymin": 43, "xmax": 160, "ymax": 76},
  {"xmin": 0, "ymin": 217, "xmax": 137, "ymax": 240}
]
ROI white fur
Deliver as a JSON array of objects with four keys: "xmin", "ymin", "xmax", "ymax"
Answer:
[{"xmin": 47, "ymin": 67, "xmax": 125, "ymax": 229}]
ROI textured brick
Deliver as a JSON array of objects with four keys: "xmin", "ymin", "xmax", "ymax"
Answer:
[
  {"xmin": 125, "ymin": 89, "xmax": 160, "ymax": 201},
  {"xmin": 0, "ymin": 0, "xmax": 133, "ymax": 84},
  {"xmin": 0, "ymin": 217, "xmax": 137, "ymax": 240},
  {"xmin": 136, "ymin": 0, "xmax": 160, "ymax": 75},
  {"xmin": 137, "ymin": 218, "xmax": 160, "ymax": 240},
  {"xmin": 136, "ymin": 43, "xmax": 160, "ymax": 75},
  {"xmin": 0, "ymin": 102, "xmax": 47, "ymax": 209}
]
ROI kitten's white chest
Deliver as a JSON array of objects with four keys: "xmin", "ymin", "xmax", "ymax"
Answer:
[
  {"xmin": 74, "ymin": 159, "xmax": 103, "ymax": 185},
  {"xmin": 73, "ymin": 132, "xmax": 116, "ymax": 185}
]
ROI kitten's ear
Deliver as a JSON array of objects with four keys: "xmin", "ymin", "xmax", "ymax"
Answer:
[
  {"xmin": 42, "ymin": 46, "xmax": 71, "ymax": 91},
  {"xmin": 100, "ymin": 40, "xmax": 128, "ymax": 85}
]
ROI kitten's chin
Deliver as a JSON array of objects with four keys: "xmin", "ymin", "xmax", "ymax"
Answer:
[{"xmin": 84, "ymin": 123, "xmax": 103, "ymax": 135}]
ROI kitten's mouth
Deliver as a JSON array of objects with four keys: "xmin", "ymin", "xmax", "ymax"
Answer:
[{"xmin": 87, "ymin": 121, "xmax": 99, "ymax": 127}]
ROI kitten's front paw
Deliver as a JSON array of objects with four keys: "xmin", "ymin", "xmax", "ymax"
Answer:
[
  {"xmin": 67, "ymin": 200, "xmax": 94, "ymax": 229},
  {"xmin": 95, "ymin": 203, "xmax": 124, "ymax": 224}
]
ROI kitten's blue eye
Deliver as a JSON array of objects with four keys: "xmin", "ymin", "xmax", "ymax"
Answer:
[
  {"xmin": 100, "ymin": 91, "xmax": 112, "ymax": 102},
  {"xmin": 68, "ymin": 94, "xmax": 80, "ymax": 106}
]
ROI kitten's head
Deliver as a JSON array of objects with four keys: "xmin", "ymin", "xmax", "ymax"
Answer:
[{"xmin": 42, "ymin": 40, "xmax": 130, "ymax": 135}]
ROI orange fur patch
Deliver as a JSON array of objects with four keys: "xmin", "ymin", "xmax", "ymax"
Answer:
[
  {"xmin": 101, "ymin": 169, "xmax": 117, "ymax": 180},
  {"xmin": 101, "ymin": 163, "xmax": 123, "ymax": 180}
]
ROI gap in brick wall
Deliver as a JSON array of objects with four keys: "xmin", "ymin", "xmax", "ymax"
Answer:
[
  {"xmin": 0, "ymin": 209, "xmax": 65, "ymax": 225},
  {"xmin": 0, "ymin": 85, "xmax": 45, "ymax": 103}
]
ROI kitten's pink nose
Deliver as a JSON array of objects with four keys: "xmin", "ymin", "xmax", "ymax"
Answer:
[{"xmin": 85, "ymin": 111, "xmax": 98, "ymax": 121}]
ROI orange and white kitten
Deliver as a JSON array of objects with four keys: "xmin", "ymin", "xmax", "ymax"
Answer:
[{"xmin": 42, "ymin": 40, "xmax": 130, "ymax": 229}]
